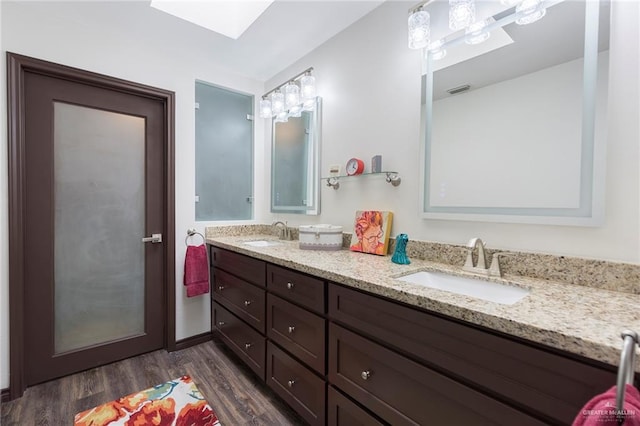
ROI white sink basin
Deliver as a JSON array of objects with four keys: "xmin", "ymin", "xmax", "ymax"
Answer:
[
  {"xmin": 243, "ymin": 240, "xmax": 281, "ymax": 247},
  {"xmin": 396, "ymin": 271, "xmax": 529, "ymax": 305}
]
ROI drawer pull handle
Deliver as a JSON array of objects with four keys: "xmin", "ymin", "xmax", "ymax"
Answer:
[
  {"xmin": 287, "ymin": 380, "xmax": 296, "ymax": 388},
  {"xmin": 288, "ymin": 326, "xmax": 295, "ymax": 334},
  {"xmin": 361, "ymin": 370, "xmax": 372, "ymax": 380},
  {"xmin": 287, "ymin": 282, "xmax": 294, "ymax": 290},
  {"xmin": 218, "ymin": 321, "xmax": 225, "ymax": 327},
  {"xmin": 244, "ymin": 300, "xmax": 252, "ymax": 306},
  {"xmin": 244, "ymin": 343, "xmax": 252, "ymax": 350},
  {"xmin": 218, "ymin": 285, "xmax": 225, "ymax": 291}
]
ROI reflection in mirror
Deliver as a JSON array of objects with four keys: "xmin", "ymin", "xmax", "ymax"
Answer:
[
  {"xmin": 271, "ymin": 97, "xmax": 322, "ymax": 214},
  {"xmin": 421, "ymin": 0, "xmax": 610, "ymax": 225}
]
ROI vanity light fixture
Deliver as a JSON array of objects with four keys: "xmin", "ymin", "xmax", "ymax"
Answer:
[
  {"xmin": 261, "ymin": 67, "xmax": 318, "ymax": 120},
  {"xmin": 408, "ymin": 5, "xmax": 431, "ymax": 49},
  {"xmin": 516, "ymin": 0, "xmax": 547, "ymax": 25},
  {"xmin": 465, "ymin": 19, "xmax": 491, "ymax": 44},
  {"xmin": 449, "ymin": 0, "xmax": 476, "ymax": 31}
]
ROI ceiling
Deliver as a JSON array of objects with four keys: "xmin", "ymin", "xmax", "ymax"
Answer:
[{"xmin": 29, "ymin": 0, "xmax": 386, "ymax": 82}]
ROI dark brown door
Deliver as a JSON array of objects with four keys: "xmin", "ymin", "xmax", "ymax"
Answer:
[{"xmin": 17, "ymin": 60, "xmax": 167, "ymax": 386}]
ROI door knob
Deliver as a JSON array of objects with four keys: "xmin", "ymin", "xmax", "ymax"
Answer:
[{"xmin": 142, "ymin": 233, "xmax": 163, "ymax": 243}]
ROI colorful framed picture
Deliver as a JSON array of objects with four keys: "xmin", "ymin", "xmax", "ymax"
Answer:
[{"xmin": 349, "ymin": 211, "xmax": 393, "ymax": 256}]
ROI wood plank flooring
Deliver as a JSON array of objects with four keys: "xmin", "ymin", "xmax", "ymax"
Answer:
[{"xmin": 1, "ymin": 338, "xmax": 306, "ymax": 425}]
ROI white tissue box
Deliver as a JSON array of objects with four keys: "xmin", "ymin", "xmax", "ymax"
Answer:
[{"xmin": 299, "ymin": 224, "xmax": 343, "ymax": 251}]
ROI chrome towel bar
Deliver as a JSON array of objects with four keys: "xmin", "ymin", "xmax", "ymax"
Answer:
[{"xmin": 616, "ymin": 330, "xmax": 639, "ymax": 416}]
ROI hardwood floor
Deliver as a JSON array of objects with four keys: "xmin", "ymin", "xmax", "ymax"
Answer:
[{"xmin": 1, "ymin": 337, "xmax": 306, "ymax": 425}]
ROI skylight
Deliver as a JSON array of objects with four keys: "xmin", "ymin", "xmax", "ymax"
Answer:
[{"xmin": 149, "ymin": 0, "xmax": 274, "ymax": 40}]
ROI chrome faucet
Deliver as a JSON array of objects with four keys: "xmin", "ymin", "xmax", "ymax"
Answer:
[
  {"xmin": 272, "ymin": 221, "xmax": 292, "ymax": 240},
  {"xmin": 463, "ymin": 237, "xmax": 489, "ymax": 276}
]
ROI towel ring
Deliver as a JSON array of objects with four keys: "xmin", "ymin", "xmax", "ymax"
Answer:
[
  {"xmin": 185, "ymin": 228, "xmax": 205, "ymax": 246},
  {"xmin": 616, "ymin": 330, "xmax": 639, "ymax": 416}
]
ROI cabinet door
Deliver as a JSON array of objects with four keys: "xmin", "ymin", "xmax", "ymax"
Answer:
[
  {"xmin": 211, "ymin": 246, "xmax": 266, "ymax": 287},
  {"xmin": 328, "ymin": 386, "xmax": 386, "ymax": 426},
  {"xmin": 329, "ymin": 323, "xmax": 546, "ymax": 426},
  {"xmin": 213, "ymin": 268, "xmax": 265, "ymax": 333},
  {"xmin": 267, "ymin": 264, "xmax": 325, "ymax": 314},
  {"xmin": 267, "ymin": 294, "xmax": 326, "ymax": 374},
  {"xmin": 267, "ymin": 342, "xmax": 326, "ymax": 426},
  {"xmin": 213, "ymin": 302, "xmax": 266, "ymax": 381}
]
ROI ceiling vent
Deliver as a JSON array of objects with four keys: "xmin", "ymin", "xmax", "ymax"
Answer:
[{"xmin": 447, "ymin": 84, "xmax": 471, "ymax": 95}]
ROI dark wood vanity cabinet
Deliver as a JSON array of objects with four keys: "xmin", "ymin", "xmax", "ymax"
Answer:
[{"xmin": 210, "ymin": 245, "xmax": 617, "ymax": 425}]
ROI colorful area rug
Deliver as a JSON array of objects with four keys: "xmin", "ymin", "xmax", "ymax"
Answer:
[{"xmin": 74, "ymin": 375, "xmax": 220, "ymax": 426}]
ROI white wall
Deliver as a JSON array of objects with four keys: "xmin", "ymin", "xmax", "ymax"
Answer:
[
  {"xmin": 267, "ymin": 0, "xmax": 640, "ymax": 263},
  {"xmin": 0, "ymin": 1, "xmax": 270, "ymax": 389}
]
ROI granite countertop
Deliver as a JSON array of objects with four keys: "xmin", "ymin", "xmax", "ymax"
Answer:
[{"xmin": 207, "ymin": 233, "xmax": 640, "ymax": 370}]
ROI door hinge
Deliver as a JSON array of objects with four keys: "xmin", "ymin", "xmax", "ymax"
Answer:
[
  {"xmin": 246, "ymin": 114, "xmax": 254, "ymax": 121},
  {"xmin": 195, "ymin": 102, "xmax": 200, "ymax": 110},
  {"xmin": 246, "ymin": 196, "xmax": 253, "ymax": 204}
]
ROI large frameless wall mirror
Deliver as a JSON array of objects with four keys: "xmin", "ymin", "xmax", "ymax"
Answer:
[
  {"xmin": 420, "ymin": 0, "xmax": 610, "ymax": 225},
  {"xmin": 271, "ymin": 97, "xmax": 322, "ymax": 215}
]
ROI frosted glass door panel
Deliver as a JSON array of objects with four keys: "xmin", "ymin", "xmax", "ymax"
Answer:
[
  {"xmin": 54, "ymin": 102, "xmax": 145, "ymax": 354},
  {"xmin": 195, "ymin": 82, "xmax": 253, "ymax": 221}
]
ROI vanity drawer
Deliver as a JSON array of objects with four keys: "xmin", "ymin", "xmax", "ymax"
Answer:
[
  {"xmin": 328, "ymin": 386, "xmax": 386, "ymax": 426},
  {"xmin": 213, "ymin": 268, "xmax": 265, "ymax": 333},
  {"xmin": 267, "ymin": 264, "xmax": 325, "ymax": 314},
  {"xmin": 267, "ymin": 294, "xmax": 326, "ymax": 374},
  {"xmin": 211, "ymin": 246, "xmax": 266, "ymax": 287},
  {"xmin": 213, "ymin": 302, "xmax": 266, "ymax": 381},
  {"xmin": 267, "ymin": 341, "xmax": 326, "ymax": 426},
  {"xmin": 329, "ymin": 323, "xmax": 545, "ymax": 426},
  {"xmin": 329, "ymin": 283, "xmax": 614, "ymax": 424}
]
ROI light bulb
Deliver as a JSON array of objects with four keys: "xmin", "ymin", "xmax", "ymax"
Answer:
[
  {"xmin": 408, "ymin": 9, "xmax": 430, "ymax": 50},
  {"xmin": 271, "ymin": 90, "xmax": 285, "ymax": 115},
  {"xmin": 428, "ymin": 39, "xmax": 447, "ymax": 61},
  {"xmin": 302, "ymin": 98, "xmax": 315, "ymax": 111},
  {"xmin": 516, "ymin": 0, "xmax": 546, "ymax": 25},
  {"xmin": 300, "ymin": 74, "xmax": 316, "ymax": 100},
  {"xmin": 449, "ymin": 0, "xmax": 475, "ymax": 31},
  {"xmin": 283, "ymin": 81, "xmax": 300, "ymax": 110},
  {"xmin": 259, "ymin": 98, "xmax": 272, "ymax": 118},
  {"xmin": 275, "ymin": 111, "xmax": 288, "ymax": 123},
  {"xmin": 465, "ymin": 20, "xmax": 490, "ymax": 45},
  {"xmin": 289, "ymin": 105, "xmax": 302, "ymax": 118}
]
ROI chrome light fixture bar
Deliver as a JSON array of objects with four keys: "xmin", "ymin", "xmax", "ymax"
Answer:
[{"xmin": 260, "ymin": 67, "xmax": 316, "ymax": 120}]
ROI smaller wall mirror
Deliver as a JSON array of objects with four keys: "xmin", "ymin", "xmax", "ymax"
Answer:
[{"xmin": 271, "ymin": 97, "xmax": 322, "ymax": 214}]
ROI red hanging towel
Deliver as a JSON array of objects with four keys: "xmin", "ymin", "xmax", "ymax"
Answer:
[
  {"xmin": 183, "ymin": 244, "xmax": 209, "ymax": 297},
  {"xmin": 573, "ymin": 384, "xmax": 640, "ymax": 425}
]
